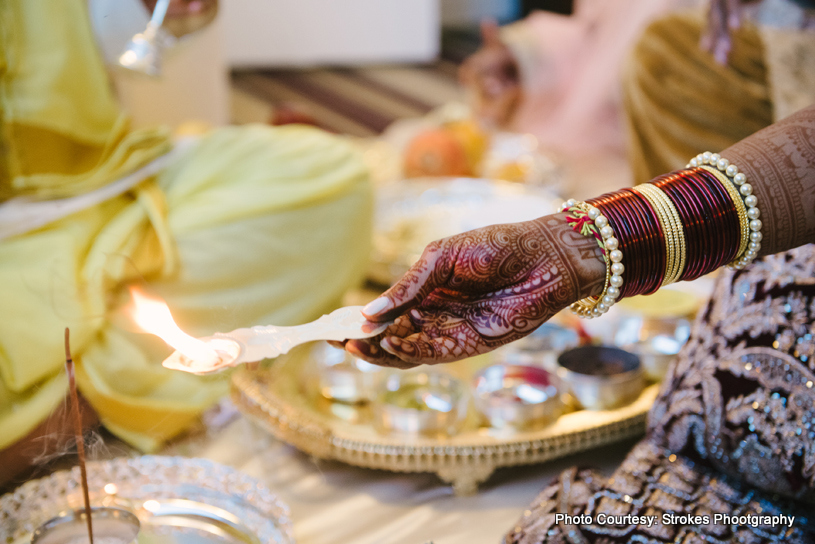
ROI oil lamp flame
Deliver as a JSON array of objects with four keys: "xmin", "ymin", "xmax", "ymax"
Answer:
[{"xmin": 129, "ymin": 287, "xmax": 218, "ymax": 366}]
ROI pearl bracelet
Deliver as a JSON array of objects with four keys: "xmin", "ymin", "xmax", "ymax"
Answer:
[
  {"xmin": 561, "ymin": 199, "xmax": 624, "ymax": 318},
  {"xmin": 687, "ymin": 152, "xmax": 763, "ymax": 269}
]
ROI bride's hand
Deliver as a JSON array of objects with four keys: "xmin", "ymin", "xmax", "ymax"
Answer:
[{"xmin": 344, "ymin": 215, "xmax": 605, "ymax": 368}]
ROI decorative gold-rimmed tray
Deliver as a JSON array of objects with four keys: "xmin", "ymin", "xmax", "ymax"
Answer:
[{"xmin": 231, "ymin": 347, "xmax": 658, "ymax": 495}]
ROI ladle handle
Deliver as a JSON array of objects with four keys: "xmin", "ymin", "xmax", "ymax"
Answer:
[{"xmin": 148, "ymin": 0, "xmax": 171, "ymax": 29}]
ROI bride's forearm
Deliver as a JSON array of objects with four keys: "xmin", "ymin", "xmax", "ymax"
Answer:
[{"xmin": 722, "ymin": 104, "xmax": 815, "ymax": 256}]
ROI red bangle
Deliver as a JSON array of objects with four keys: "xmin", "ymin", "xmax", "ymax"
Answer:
[
  {"xmin": 692, "ymin": 168, "xmax": 740, "ymax": 266},
  {"xmin": 621, "ymin": 188, "xmax": 665, "ymax": 295}
]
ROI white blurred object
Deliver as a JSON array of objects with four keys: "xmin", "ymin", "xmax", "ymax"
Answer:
[
  {"xmin": 480, "ymin": 132, "xmax": 562, "ymax": 190},
  {"xmin": 220, "ymin": 0, "xmax": 440, "ymax": 67},
  {"xmin": 90, "ymin": 0, "xmax": 229, "ymax": 130},
  {"xmin": 89, "ymin": 0, "xmax": 152, "ymax": 64},
  {"xmin": 117, "ymin": 0, "xmax": 172, "ymax": 76}
]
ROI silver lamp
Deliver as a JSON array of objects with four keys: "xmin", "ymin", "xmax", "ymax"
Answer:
[{"xmin": 117, "ymin": 0, "xmax": 171, "ymax": 76}]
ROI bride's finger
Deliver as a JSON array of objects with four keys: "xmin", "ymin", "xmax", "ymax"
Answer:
[
  {"xmin": 380, "ymin": 324, "xmax": 488, "ymax": 365},
  {"xmin": 345, "ymin": 339, "xmax": 416, "ymax": 369}
]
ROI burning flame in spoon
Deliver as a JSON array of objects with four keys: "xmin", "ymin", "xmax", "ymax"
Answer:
[{"xmin": 129, "ymin": 287, "xmax": 219, "ymax": 366}]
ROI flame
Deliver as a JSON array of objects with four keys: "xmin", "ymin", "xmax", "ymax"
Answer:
[{"xmin": 129, "ymin": 287, "xmax": 218, "ymax": 365}]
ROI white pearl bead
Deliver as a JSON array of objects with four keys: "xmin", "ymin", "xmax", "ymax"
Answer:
[
  {"xmin": 740, "ymin": 183, "xmax": 753, "ymax": 196},
  {"xmin": 717, "ymin": 158, "xmax": 729, "ymax": 171},
  {"xmin": 602, "ymin": 295, "xmax": 615, "ymax": 306},
  {"xmin": 734, "ymin": 173, "xmax": 746, "ymax": 185},
  {"xmin": 746, "ymin": 250, "xmax": 756, "ymax": 258},
  {"xmin": 605, "ymin": 237, "xmax": 619, "ymax": 251},
  {"xmin": 611, "ymin": 262, "xmax": 624, "ymax": 275},
  {"xmin": 588, "ymin": 207, "xmax": 600, "ymax": 220},
  {"xmin": 747, "ymin": 207, "xmax": 760, "ymax": 220},
  {"xmin": 610, "ymin": 274, "xmax": 623, "ymax": 287},
  {"xmin": 749, "ymin": 241, "xmax": 759, "ymax": 251},
  {"xmin": 750, "ymin": 231, "xmax": 762, "ymax": 242},
  {"xmin": 595, "ymin": 215, "xmax": 609, "ymax": 228},
  {"xmin": 591, "ymin": 307, "xmax": 602, "ymax": 317},
  {"xmin": 710, "ymin": 153, "xmax": 721, "ymax": 164},
  {"xmin": 702, "ymin": 151, "xmax": 712, "ymax": 162},
  {"xmin": 607, "ymin": 286, "xmax": 620, "ymax": 298},
  {"xmin": 744, "ymin": 195, "xmax": 757, "ymax": 207},
  {"xmin": 597, "ymin": 302, "xmax": 608, "ymax": 311},
  {"xmin": 610, "ymin": 250, "xmax": 623, "ymax": 263},
  {"xmin": 749, "ymin": 219, "xmax": 762, "ymax": 232},
  {"xmin": 566, "ymin": 199, "xmax": 577, "ymax": 207},
  {"xmin": 726, "ymin": 164, "xmax": 738, "ymax": 177},
  {"xmin": 690, "ymin": 158, "xmax": 698, "ymax": 167},
  {"xmin": 600, "ymin": 225, "xmax": 614, "ymax": 239}
]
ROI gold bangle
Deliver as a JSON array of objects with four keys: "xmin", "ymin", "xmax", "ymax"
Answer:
[
  {"xmin": 699, "ymin": 165, "xmax": 749, "ymax": 262},
  {"xmin": 632, "ymin": 184, "xmax": 686, "ymax": 286}
]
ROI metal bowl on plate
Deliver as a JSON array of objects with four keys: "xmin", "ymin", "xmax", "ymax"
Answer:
[
  {"xmin": 493, "ymin": 322, "xmax": 580, "ymax": 369},
  {"xmin": 373, "ymin": 370, "xmax": 468, "ymax": 437},
  {"xmin": 473, "ymin": 364, "xmax": 563, "ymax": 430},
  {"xmin": 613, "ymin": 289, "xmax": 698, "ymax": 381},
  {"xmin": 309, "ymin": 342, "xmax": 381, "ymax": 404},
  {"xmin": 557, "ymin": 346, "xmax": 644, "ymax": 410},
  {"xmin": 614, "ymin": 315, "xmax": 691, "ymax": 382}
]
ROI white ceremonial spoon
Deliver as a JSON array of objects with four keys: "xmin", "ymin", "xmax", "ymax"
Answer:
[{"xmin": 162, "ymin": 306, "xmax": 390, "ymax": 375}]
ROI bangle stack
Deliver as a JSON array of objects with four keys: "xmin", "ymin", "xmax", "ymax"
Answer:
[
  {"xmin": 563, "ymin": 152, "xmax": 763, "ymax": 318},
  {"xmin": 687, "ymin": 152, "xmax": 763, "ymax": 269}
]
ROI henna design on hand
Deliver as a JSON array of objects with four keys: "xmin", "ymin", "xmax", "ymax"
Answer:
[{"xmin": 347, "ymin": 214, "xmax": 604, "ymax": 368}]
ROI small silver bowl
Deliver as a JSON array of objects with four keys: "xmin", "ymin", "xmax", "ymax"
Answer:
[
  {"xmin": 32, "ymin": 507, "xmax": 140, "ymax": 544},
  {"xmin": 473, "ymin": 364, "xmax": 563, "ymax": 430},
  {"xmin": 494, "ymin": 323, "xmax": 580, "ymax": 369},
  {"xmin": 614, "ymin": 315, "xmax": 691, "ymax": 382},
  {"xmin": 557, "ymin": 346, "xmax": 644, "ymax": 410},
  {"xmin": 373, "ymin": 370, "xmax": 468, "ymax": 437},
  {"xmin": 311, "ymin": 343, "xmax": 381, "ymax": 404}
]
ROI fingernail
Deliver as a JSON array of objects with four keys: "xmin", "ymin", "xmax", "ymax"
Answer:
[
  {"xmin": 363, "ymin": 297, "xmax": 391, "ymax": 316},
  {"xmin": 380, "ymin": 337, "xmax": 399, "ymax": 356}
]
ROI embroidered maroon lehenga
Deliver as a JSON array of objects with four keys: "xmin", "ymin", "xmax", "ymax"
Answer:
[{"xmin": 506, "ymin": 246, "xmax": 815, "ymax": 543}]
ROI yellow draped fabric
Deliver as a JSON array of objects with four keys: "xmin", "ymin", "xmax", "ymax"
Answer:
[
  {"xmin": 622, "ymin": 11, "xmax": 773, "ymax": 183},
  {"xmin": 0, "ymin": 0, "xmax": 171, "ymax": 200},
  {"xmin": 0, "ymin": 0, "xmax": 372, "ymax": 451}
]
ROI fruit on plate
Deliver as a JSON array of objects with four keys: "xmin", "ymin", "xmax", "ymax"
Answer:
[{"xmin": 404, "ymin": 128, "xmax": 470, "ymax": 178}]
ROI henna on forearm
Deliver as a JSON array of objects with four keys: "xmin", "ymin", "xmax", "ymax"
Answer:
[
  {"xmin": 349, "ymin": 214, "xmax": 604, "ymax": 367},
  {"xmin": 722, "ymin": 104, "xmax": 815, "ymax": 256}
]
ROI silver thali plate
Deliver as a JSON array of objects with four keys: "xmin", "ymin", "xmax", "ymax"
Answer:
[{"xmin": 0, "ymin": 456, "xmax": 294, "ymax": 544}]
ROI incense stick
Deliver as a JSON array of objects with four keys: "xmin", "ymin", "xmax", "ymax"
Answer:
[{"xmin": 65, "ymin": 328, "xmax": 94, "ymax": 544}]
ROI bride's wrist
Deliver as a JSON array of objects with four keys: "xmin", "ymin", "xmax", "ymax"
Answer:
[{"xmin": 534, "ymin": 214, "xmax": 606, "ymax": 302}]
